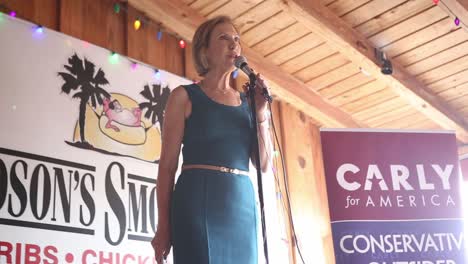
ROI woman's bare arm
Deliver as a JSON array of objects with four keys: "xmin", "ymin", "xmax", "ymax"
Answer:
[
  {"xmin": 251, "ymin": 112, "xmax": 273, "ymax": 173},
  {"xmin": 156, "ymin": 86, "xmax": 190, "ymax": 229}
]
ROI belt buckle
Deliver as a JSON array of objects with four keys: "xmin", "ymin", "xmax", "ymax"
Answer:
[{"xmin": 220, "ymin": 166, "xmax": 239, "ymax": 174}]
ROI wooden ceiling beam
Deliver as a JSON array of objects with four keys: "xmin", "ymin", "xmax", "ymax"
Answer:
[
  {"xmin": 281, "ymin": 0, "xmax": 468, "ymax": 143},
  {"xmin": 127, "ymin": 0, "xmax": 362, "ymax": 128}
]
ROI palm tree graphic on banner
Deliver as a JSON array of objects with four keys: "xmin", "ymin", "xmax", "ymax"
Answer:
[
  {"xmin": 58, "ymin": 54, "xmax": 110, "ymax": 145},
  {"xmin": 139, "ymin": 83, "xmax": 170, "ymax": 132},
  {"xmin": 58, "ymin": 53, "xmax": 169, "ymax": 163}
]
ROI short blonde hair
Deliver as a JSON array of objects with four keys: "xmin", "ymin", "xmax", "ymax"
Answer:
[{"xmin": 192, "ymin": 16, "xmax": 239, "ymax": 76}]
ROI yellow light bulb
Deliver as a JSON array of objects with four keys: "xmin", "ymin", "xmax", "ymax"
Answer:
[{"xmin": 134, "ymin": 19, "xmax": 141, "ymax": 30}]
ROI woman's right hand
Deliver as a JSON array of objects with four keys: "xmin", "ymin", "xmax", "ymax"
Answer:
[{"xmin": 151, "ymin": 224, "xmax": 172, "ymax": 264}]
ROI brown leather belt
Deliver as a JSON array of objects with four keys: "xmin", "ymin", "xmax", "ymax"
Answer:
[{"xmin": 182, "ymin": 164, "xmax": 249, "ymax": 176}]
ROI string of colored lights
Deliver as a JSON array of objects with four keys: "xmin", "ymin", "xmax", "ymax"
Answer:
[
  {"xmin": 0, "ymin": 6, "xmax": 170, "ymax": 82},
  {"xmin": 433, "ymin": 0, "xmax": 467, "ymax": 28},
  {"xmin": 111, "ymin": 1, "xmax": 187, "ymax": 49},
  {"xmin": 111, "ymin": 0, "xmax": 237, "ymax": 78},
  {"xmin": 0, "ymin": 2, "xmax": 222, "ymax": 82}
]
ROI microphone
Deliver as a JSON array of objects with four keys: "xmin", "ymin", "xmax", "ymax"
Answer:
[{"xmin": 234, "ymin": 56, "xmax": 272, "ymax": 103}]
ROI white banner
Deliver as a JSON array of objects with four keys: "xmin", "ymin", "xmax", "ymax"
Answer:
[{"xmin": 0, "ymin": 15, "xmax": 191, "ymax": 264}]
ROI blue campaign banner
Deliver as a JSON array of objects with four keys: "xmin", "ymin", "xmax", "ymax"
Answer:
[
  {"xmin": 332, "ymin": 220, "xmax": 464, "ymax": 264},
  {"xmin": 320, "ymin": 129, "xmax": 466, "ymax": 264}
]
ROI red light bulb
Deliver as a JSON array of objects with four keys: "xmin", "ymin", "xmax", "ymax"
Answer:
[{"xmin": 179, "ymin": 39, "xmax": 186, "ymax": 49}]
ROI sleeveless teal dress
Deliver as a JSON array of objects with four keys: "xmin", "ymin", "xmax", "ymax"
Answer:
[{"xmin": 170, "ymin": 83, "xmax": 258, "ymax": 264}]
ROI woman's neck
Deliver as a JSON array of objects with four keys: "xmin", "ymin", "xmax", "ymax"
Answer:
[{"xmin": 201, "ymin": 69, "xmax": 233, "ymax": 92}]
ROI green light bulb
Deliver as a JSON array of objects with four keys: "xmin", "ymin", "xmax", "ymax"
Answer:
[{"xmin": 114, "ymin": 3, "xmax": 120, "ymax": 14}]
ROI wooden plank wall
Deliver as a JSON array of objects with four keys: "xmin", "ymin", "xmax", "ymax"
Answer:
[
  {"xmin": 2, "ymin": 0, "xmax": 187, "ymax": 77},
  {"xmin": 270, "ymin": 101, "xmax": 297, "ymax": 264},
  {"xmin": 60, "ymin": 0, "xmax": 126, "ymax": 55},
  {"xmin": 277, "ymin": 102, "xmax": 335, "ymax": 264},
  {"xmin": 2, "ymin": 0, "xmax": 335, "ymax": 263},
  {"xmin": 2, "ymin": 0, "xmax": 60, "ymax": 30}
]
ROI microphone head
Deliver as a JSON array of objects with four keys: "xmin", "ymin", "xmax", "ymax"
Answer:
[{"xmin": 234, "ymin": 56, "xmax": 247, "ymax": 69}]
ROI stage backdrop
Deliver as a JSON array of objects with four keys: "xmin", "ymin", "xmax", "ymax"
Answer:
[
  {"xmin": 320, "ymin": 129, "xmax": 466, "ymax": 264},
  {"xmin": 0, "ymin": 15, "xmax": 192, "ymax": 264}
]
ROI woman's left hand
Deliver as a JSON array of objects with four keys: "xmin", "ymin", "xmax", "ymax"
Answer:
[{"xmin": 242, "ymin": 73, "xmax": 271, "ymax": 121}]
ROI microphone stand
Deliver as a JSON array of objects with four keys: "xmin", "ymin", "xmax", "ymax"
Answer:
[{"xmin": 247, "ymin": 73, "xmax": 270, "ymax": 264}]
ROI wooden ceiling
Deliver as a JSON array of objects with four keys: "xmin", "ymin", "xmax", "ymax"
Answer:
[{"xmin": 128, "ymin": 0, "xmax": 468, "ymax": 152}]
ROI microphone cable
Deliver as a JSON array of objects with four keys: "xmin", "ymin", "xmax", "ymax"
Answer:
[{"xmin": 257, "ymin": 101, "xmax": 307, "ymax": 264}]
